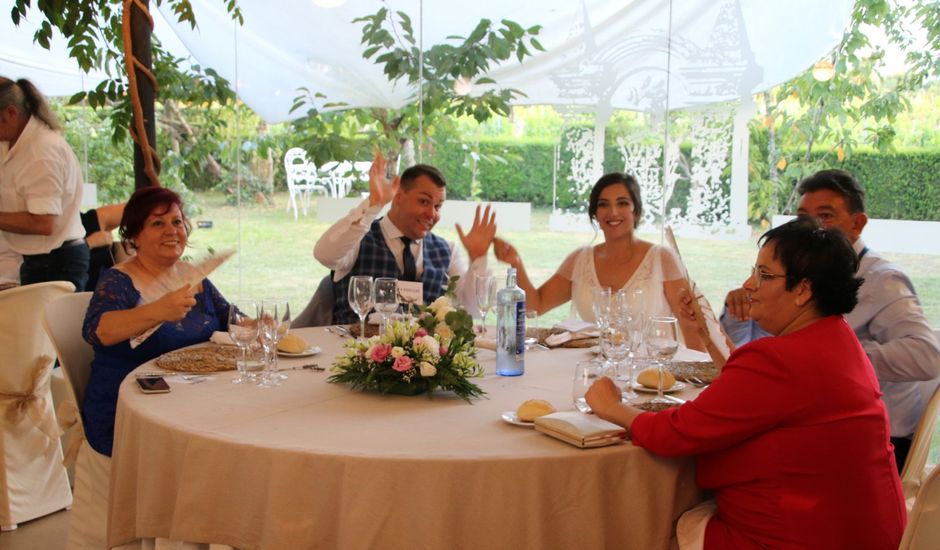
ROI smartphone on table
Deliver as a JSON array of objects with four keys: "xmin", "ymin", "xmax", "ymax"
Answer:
[{"xmin": 136, "ymin": 373, "xmax": 171, "ymax": 393}]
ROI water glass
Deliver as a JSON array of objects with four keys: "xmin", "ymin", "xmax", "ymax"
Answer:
[
  {"xmin": 592, "ymin": 286, "xmax": 612, "ymax": 329},
  {"xmin": 573, "ymin": 360, "xmax": 606, "ymax": 413},
  {"xmin": 258, "ymin": 299, "xmax": 290, "ymax": 387},
  {"xmin": 373, "ymin": 277, "xmax": 399, "ymax": 333},
  {"xmin": 524, "ymin": 309, "xmax": 539, "ymax": 348},
  {"xmin": 348, "ymin": 276, "xmax": 374, "ymax": 339},
  {"xmin": 228, "ymin": 300, "xmax": 258, "ymax": 384},
  {"xmin": 646, "ymin": 316, "xmax": 679, "ymax": 404},
  {"xmin": 475, "ymin": 275, "xmax": 497, "ymax": 335}
]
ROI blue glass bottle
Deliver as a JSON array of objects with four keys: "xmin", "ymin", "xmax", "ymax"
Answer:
[{"xmin": 496, "ymin": 267, "xmax": 525, "ymax": 376}]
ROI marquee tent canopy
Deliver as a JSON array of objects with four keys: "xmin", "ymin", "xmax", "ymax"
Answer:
[{"xmin": 1, "ymin": 0, "xmax": 854, "ymax": 123}]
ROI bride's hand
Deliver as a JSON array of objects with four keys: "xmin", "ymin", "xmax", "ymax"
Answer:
[{"xmin": 493, "ymin": 237, "xmax": 521, "ymax": 268}]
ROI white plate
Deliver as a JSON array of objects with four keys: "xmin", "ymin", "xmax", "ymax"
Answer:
[
  {"xmin": 631, "ymin": 381, "xmax": 687, "ymax": 393},
  {"xmin": 501, "ymin": 411, "xmax": 535, "ymax": 428},
  {"xmin": 277, "ymin": 346, "xmax": 322, "ymax": 358}
]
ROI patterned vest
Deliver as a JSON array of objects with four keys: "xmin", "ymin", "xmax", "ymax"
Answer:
[{"xmin": 332, "ymin": 220, "xmax": 452, "ymax": 324}]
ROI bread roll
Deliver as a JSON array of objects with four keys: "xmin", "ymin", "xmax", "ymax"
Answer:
[
  {"xmin": 636, "ymin": 368, "xmax": 676, "ymax": 390},
  {"xmin": 277, "ymin": 333, "xmax": 308, "ymax": 353},
  {"xmin": 516, "ymin": 399, "xmax": 556, "ymax": 422}
]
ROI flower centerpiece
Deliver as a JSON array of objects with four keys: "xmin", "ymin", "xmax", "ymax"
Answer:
[{"xmin": 328, "ymin": 277, "xmax": 486, "ymax": 401}]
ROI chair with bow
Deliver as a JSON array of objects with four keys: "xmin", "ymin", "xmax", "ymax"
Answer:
[
  {"xmin": 0, "ymin": 281, "xmax": 74, "ymax": 531},
  {"xmin": 284, "ymin": 147, "xmax": 327, "ymax": 220}
]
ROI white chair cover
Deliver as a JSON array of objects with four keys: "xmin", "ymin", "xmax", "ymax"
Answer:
[
  {"xmin": 43, "ymin": 292, "xmax": 94, "ymax": 475},
  {"xmin": 901, "ymin": 364, "xmax": 940, "ymax": 503},
  {"xmin": 0, "ymin": 281, "xmax": 74, "ymax": 530},
  {"xmin": 899, "ymin": 465, "xmax": 940, "ymax": 550}
]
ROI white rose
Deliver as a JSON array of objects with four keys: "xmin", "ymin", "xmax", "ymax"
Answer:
[
  {"xmin": 435, "ymin": 305, "xmax": 455, "ymax": 323},
  {"xmin": 420, "ymin": 335, "xmax": 440, "ymax": 358},
  {"xmin": 419, "ymin": 361, "xmax": 437, "ymax": 377},
  {"xmin": 391, "ymin": 346, "xmax": 406, "ymax": 358},
  {"xmin": 429, "ymin": 296, "xmax": 452, "ymax": 313}
]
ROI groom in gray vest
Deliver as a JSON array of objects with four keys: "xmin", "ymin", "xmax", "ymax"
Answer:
[{"xmin": 314, "ymin": 151, "xmax": 496, "ymax": 324}]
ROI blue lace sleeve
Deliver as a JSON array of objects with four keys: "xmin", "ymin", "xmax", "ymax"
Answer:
[
  {"xmin": 82, "ymin": 269, "xmax": 140, "ymax": 347},
  {"xmin": 202, "ymin": 278, "xmax": 231, "ymax": 331}
]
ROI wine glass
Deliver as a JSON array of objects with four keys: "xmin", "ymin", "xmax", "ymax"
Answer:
[
  {"xmin": 601, "ymin": 301, "xmax": 635, "ymax": 401},
  {"xmin": 592, "ymin": 286, "xmax": 612, "ymax": 329},
  {"xmin": 646, "ymin": 316, "xmax": 679, "ymax": 404},
  {"xmin": 474, "ymin": 275, "xmax": 497, "ymax": 336},
  {"xmin": 374, "ymin": 277, "xmax": 399, "ymax": 333},
  {"xmin": 258, "ymin": 300, "xmax": 289, "ymax": 387},
  {"xmin": 228, "ymin": 301, "xmax": 259, "ymax": 384},
  {"xmin": 348, "ymin": 276, "xmax": 374, "ymax": 339}
]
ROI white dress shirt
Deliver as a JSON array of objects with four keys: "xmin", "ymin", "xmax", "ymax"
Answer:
[
  {"xmin": 0, "ymin": 116, "xmax": 85, "ymax": 254},
  {"xmin": 0, "ymin": 236, "xmax": 21, "ymax": 284},
  {"xmin": 313, "ymin": 198, "xmax": 488, "ymax": 315},
  {"xmin": 721, "ymin": 238, "xmax": 940, "ymax": 437}
]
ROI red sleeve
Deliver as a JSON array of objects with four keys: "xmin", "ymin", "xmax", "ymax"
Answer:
[{"xmin": 631, "ymin": 343, "xmax": 800, "ymax": 457}]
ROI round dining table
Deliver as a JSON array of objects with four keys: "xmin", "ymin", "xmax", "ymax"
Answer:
[{"xmin": 108, "ymin": 327, "xmax": 704, "ymax": 549}]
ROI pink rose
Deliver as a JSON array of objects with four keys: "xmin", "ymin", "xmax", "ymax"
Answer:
[
  {"xmin": 370, "ymin": 343, "xmax": 392, "ymax": 363},
  {"xmin": 440, "ymin": 346, "xmax": 448, "ymax": 355},
  {"xmin": 392, "ymin": 355, "xmax": 413, "ymax": 372},
  {"xmin": 415, "ymin": 328, "xmax": 428, "ymax": 338}
]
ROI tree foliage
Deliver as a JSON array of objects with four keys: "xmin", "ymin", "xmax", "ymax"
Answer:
[
  {"xmin": 290, "ymin": 7, "xmax": 543, "ymax": 170},
  {"xmin": 9, "ymin": 0, "xmax": 241, "ymax": 143},
  {"xmin": 755, "ymin": 0, "xmax": 940, "ymax": 219}
]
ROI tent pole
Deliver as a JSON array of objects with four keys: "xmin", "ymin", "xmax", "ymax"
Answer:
[{"xmin": 125, "ymin": 0, "xmax": 159, "ymax": 189}]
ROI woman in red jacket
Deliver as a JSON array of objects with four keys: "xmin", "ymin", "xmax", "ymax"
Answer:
[{"xmin": 587, "ymin": 216, "xmax": 905, "ymax": 549}]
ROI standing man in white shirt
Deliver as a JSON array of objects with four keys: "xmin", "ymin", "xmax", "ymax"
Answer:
[
  {"xmin": 315, "ymin": 151, "xmax": 496, "ymax": 324},
  {"xmin": 0, "ymin": 77, "xmax": 88, "ymax": 291},
  {"xmin": 721, "ymin": 169, "xmax": 940, "ymax": 470}
]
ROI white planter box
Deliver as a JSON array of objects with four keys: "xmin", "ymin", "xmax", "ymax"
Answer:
[
  {"xmin": 772, "ymin": 215, "xmax": 940, "ymax": 256},
  {"xmin": 317, "ymin": 197, "xmax": 532, "ymax": 232}
]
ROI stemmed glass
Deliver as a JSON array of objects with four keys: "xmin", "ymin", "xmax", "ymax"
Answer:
[
  {"xmin": 259, "ymin": 300, "xmax": 289, "ymax": 387},
  {"xmin": 646, "ymin": 316, "xmax": 679, "ymax": 404},
  {"xmin": 592, "ymin": 286, "xmax": 612, "ymax": 329},
  {"xmin": 228, "ymin": 301, "xmax": 259, "ymax": 384},
  {"xmin": 601, "ymin": 295, "xmax": 636, "ymax": 401},
  {"xmin": 348, "ymin": 276, "xmax": 374, "ymax": 339},
  {"xmin": 373, "ymin": 277, "xmax": 399, "ymax": 333},
  {"xmin": 474, "ymin": 275, "xmax": 497, "ymax": 336}
]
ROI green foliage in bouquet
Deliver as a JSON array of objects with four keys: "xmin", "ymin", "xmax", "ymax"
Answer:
[{"xmin": 328, "ymin": 278, "xmax": 486, "ymax": 402}]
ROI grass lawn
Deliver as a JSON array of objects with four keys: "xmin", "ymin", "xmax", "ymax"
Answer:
[{"xmin": 189, "ymin": 191, "xmax": 940, "ymax": 329}]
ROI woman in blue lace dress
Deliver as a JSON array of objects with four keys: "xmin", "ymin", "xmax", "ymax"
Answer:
[{"xmin": 82, "ymin": 187, "xmax": 230, "ymax": 456}]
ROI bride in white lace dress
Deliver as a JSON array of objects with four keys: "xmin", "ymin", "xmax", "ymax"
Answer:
[{"xmin": 494, "ymin": 172, "xmax": 705, "ymax": 351}]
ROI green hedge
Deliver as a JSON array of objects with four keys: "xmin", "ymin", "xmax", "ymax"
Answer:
[{"xmin": 427, "ymin": 135, "xmax": 939, "ymax": 221}]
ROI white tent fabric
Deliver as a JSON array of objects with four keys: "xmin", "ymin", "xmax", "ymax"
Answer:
[
  {"xmin": 151, "ymin": 0, "xmax": 854, "ymax": 123},
  {"xmin": 1, "ymin": 1, "xmax": 853, "ymax": 123}
]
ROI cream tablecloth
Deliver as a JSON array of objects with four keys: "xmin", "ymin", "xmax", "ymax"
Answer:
[{"xmin": 109, "ymin": 327, "xmax": 703, "ymax": 549}]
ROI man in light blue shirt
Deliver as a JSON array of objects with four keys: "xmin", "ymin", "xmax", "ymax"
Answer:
[{"xmin": 721, "ymin": 169, "xmax": 940, "ymax": 471}]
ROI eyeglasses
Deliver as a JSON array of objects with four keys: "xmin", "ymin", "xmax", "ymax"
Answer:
[{"xmin": 751, "ymin": 265, "xmax": 787, "ymax": 289}]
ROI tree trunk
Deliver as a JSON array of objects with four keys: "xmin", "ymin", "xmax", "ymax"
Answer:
[{"xmin": 130, "ymin": 0, "xmax": 157, "ymax": 189}]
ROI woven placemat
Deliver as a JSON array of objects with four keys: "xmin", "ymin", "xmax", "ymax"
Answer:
[
  {"xmin": 347, "ymin": 323, "xmax": 380, "ymax": 339},
  {"xmin": 155, "ymin": 344, "xmax": 239, "ymax": 372},
  {"xmin": 666, "ymin": 360, "xmax": 719, "ymax": 384}
]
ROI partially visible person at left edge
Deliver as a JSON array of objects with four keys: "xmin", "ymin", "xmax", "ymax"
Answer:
[{"xmin": 0, "ymin": 77, "xmax": 88, "ymax": 290}]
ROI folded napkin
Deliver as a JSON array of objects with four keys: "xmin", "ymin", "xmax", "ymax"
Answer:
[
  {"xmin": 210, "ymin": 331, "xmax": 236, "ymax": 346},
  {"xmin": 554, "ymin": 319, "xmax": 596, "ymax": 332},
  {"xmin": 534, "ymin": 412, "xmax": 626, "ymax": 448},
  {"xmin": 544, "ymin": 328, "xmax": 600, "ymax": 348},
  {"xmin": 475, "ymin": 337, "xmax": 497, "ymax": 351}
]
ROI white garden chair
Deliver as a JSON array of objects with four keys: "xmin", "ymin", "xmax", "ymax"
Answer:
[{"xmin": 284, "ymin": 147, "xmax": 327, "ymax": 219}]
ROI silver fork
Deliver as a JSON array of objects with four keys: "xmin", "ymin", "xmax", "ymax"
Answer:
[{"xmin": 686, "ymin": 376, "xmax": 709, "ymax": 388}]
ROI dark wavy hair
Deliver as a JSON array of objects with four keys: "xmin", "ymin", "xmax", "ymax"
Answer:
[
  {"xmin": 400, "ymin": 164, "xmax": 446, "ymax": 190},
  {"xmin": 588, "ymin": 172, "xmax": 643, "ymax": 228},
  {"xmin": 119, "ymin": 186, "xmax": 190, "ymax": 253},
  {"xmin": 759, "ymin": 216, "xmax": 863, "ymax": 316},
  {"xmin": 796, "ymin": 169, "xmax": 866, "ymax": 214}
]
